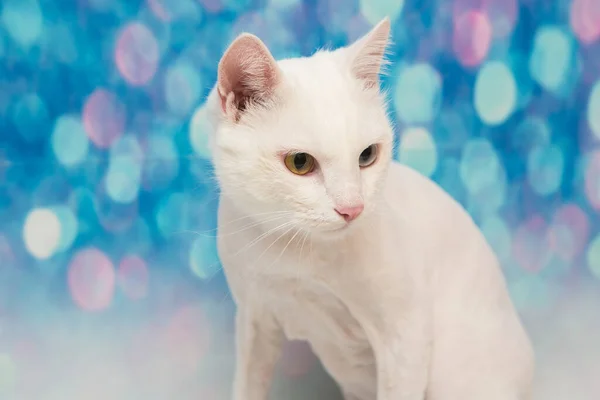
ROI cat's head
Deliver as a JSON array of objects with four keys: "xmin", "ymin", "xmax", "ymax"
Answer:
[{"xmin": 209, "ymin": 19, "xmax": 394, "ymax": 238}]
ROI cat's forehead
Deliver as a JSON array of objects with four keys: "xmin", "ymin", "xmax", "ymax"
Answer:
[
  {"xmin": 265, "ymin": 54, "xmax": 386, "ymax": 152},
  {"xmin": 279, "ymin": 52, "xmax": 355, "ymax": 100}
]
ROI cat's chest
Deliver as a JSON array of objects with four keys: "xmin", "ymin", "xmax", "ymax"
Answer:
[
  {"xmin": 267, "ymin": 277, "xmax": 364, "ymax": 342},
  {"xmin": 265, "ymin": 276, "xmax": 376, "ymax": 392}
]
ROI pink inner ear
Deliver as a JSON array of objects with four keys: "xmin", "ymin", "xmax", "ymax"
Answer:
[
  {"xmin": 216, "ymin": 34, "xmax": 281, "ymax": 120},
  {"xmin": 220, "ymin": 91, "xmax": 227, "ymax": 114}
]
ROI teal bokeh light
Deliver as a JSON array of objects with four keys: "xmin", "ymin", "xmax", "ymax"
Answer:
[
  {"xmin": 588, "ymin": 80, "xmax": 600, "ymax": 138},
  {"xmin": 142, "ymin": 134, "xmax": 180, "ymax": 191},
  {"xmin": 165, "ymin": 60, "xmax": 203, "ymax": 115},
  {"xmin": 394, "ymin": 63, "xmax": 442, "ymax": 124},
  {"xmin": 190, "ymin": 236, "xmax": 221, "ymax": 280},
  {"xmin": 1, "ymin": 0, "xmax": 43, "ymax": 49},
  {"xmin": 105, "ymin": 136, "xmax": 143, "ymax": 204},
  {"xmin": 1, "ymin": 0, "xmax": 599, "ymax": 397},
  {"xmin": 474, "ymin": 61, "xmax": 517, "ymax": 126},
  {"xmin": 459, "ymin": 138, "xmax": 501, "ymax": 194},
  {"xmin": 359, "ymin": 0, "xmax": 404, "ymax": 25},
  {"xmin": 527, "ymin": 144, "xmax": 564, "ymax": 196},
  {"xmin": 51, "ymin": 115, "xmax": 90, "ymax": 168},
  {"xmin": 11, "ymin": 93, "xmax": 50, "ymax": 143},
  {"xmin": 51, "ymin": 206, "xmax": 79, "ymax": 253},
  {"xmin": 190, "ymin": 105, "xmax": 213, "ymax": 160},
  {"xmin": 529, "ymin": 26, "xmax": 575, "ymax": 95},
  {"xmin": 155, "ymin": 192, "xmax": 192, "ymax": 238},
  {"xmin": 481, "ymin": 214, "xmax": 512, "ymax": 262},
  {"xmin": 587, "ymin": 233, "xmax": 600, "ymax": 280},
  {"xmin": 398, "ymin": 127, "xmax": 438, "ymax": 177}
]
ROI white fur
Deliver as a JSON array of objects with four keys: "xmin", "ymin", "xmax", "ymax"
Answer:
[{"xmin": 208, "ymin": 18, "xmax": 534, "ymax": 400}]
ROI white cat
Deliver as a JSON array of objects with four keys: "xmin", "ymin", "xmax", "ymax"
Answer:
[{"xmin": 207, "ymin": 18, "xmax": 534, "ymax": 400}]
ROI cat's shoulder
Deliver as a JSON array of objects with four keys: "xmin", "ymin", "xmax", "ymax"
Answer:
[
  {"xmin": 385, "ymin": 161, "xmax": 458, "ymax": 207},
  {"xmin": 384, "ymin": 161, "xmax": 474, "ymax": 230}
]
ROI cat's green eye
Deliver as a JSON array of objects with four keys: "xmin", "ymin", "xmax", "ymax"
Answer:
[
  {"xmin": 284, "ymin": 152, "xmax": 316, "ymax": 175},
  {"xmin": 359, "ymin": 144, "xmax": 378, "ymax": 168}
]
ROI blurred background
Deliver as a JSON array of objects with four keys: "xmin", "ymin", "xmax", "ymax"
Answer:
[{"xmin": 1, "ymin": 0, "xmax": 600, "ymax": 398}]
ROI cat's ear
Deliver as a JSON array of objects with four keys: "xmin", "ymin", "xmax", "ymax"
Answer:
[
  {"xmin": 346, "ymin": 17, "xmax": 391, "ymax": 89},
  {"xmin": 217, "ymin": 33, "xmax": 282, "ymax": 122}
]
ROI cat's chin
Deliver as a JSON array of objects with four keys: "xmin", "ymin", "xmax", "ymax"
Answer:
[{"xmin": 309, "ymin": 221, "xmax": 359, "ymax": 241}]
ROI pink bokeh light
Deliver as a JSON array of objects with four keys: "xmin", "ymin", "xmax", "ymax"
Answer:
[
  {"xmin": 117, "ymin": 255, "xmax": 149, "ymax": 300},
  {"xmin": 164, "ymin": 305, "xmax": 211, "ymax": 377},
  {"xmin": 453, "ymin": 0, "xmax": 517, "ymax": 39},
  {"xmin": 452, "ymin": 10, "xmax": 492, "ymax": 67},
  {"xmin": 146, "ymin": 0, "xmax": 171, "ymax": 21},
  {"xmin": 584, "ymin": 151, "xmax": 600, "ymax": 210},
  {"xmin": 114, "ymin": 22, "xmax": 160, "ymax": 87},
  {"xmin": 82, "ymin": 89, "xmax": 126, "ymax": 149},
  {"xmin": 570, "ymin": 0, "xmax": 600, "ymax": 45},
  {"xmin": 548, "ymin": 204, "xmax": 590, "ymax": 263},
  {"xmin": 198, "ymin": 0, "xmax": 222, "ymax": 13},
  {"xmin": 512, "ymin": 214, "xmax": 552, "ymax": 273},
  {"xmin": 68, "ymin": 248, "xmax": 116, "ymax": 312}
]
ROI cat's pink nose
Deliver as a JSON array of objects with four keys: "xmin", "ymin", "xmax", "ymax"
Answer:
[{"xmin": 335, "ymin": 204, "xmax": 364, "ymax": 222}]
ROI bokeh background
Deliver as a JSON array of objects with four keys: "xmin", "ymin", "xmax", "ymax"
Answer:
[{"xmin": 1, "ymin": 0, "xmax": 600, "ymax": 398}]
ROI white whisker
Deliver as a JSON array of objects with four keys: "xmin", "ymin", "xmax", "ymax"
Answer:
[
  {"xmin": 250, "ymin": 224, "xmax": 297, "ymax": 271},
  {"xmin": 267, "ymin": 227, "xmax": 302, "ymax": 271},
  {"xmin": 172, "ymin": 211, "xmax": 293, "ymax": 239},
  {"xmin": 233, "ymin": 220, "xmax": 295, "ymax": 258}
]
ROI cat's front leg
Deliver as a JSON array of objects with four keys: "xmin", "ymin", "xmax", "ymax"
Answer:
[
  {"xmin": 232, "ymin": 306, "xmax": 283, "ymax": 400},
  {"xmin": 343, "ymin": 277, "xmax": 431, "ymax": 400},
  {"xmin": 369, "ymin": 304, "xmax": 431, "ymax": 400}
]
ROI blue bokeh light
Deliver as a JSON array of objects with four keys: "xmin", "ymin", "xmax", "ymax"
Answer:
[
  {"xmin": 588, "ymin": 80, "xmax": 600, "ymax": 138},
  {"xmin": 190, "ymin": 105, "xmax": 213, "ymax": 160},
  {"xmin": 529, "ymin": 26, "xmax": 574, "ymax": 95},
  {"xmin": 1, "ymin": 0, "xmax": 43, "ymax": 49},
  {"xmin": 11, "ymin": 93, "xmax": 50, "ymax": 143},
  {"xmin": 481, "ymin": 214, "xmax": 512, "ymax": 262},
  {"xmin": 190, "ymin": 236, "xmax": 221, "ymax": 280},
  {"xmin": 527, "ymin": 144, "xmax": 565, "ymax": 196},
  {"xmin": 142, "ymin": 134, "xmax": 180, "ymax": 191},
  {"xmin": 1, "ymin": 0, "xmax": 600, "ymax": 397},
  {"xmin": 511, "ymin": 116, "xmax": 551, "ymax": 153},
  {"xmin": 51, "ymin": 205, "xmax": 79, "ymax": 253},
  {"xmin": 394, "ymin": 63, "xmax": 442, "ymax": 124},
  {"xmin": 587, "ymin": 233, "xmax": 600, "ymax": 280},
  {"xmin": 359, "ymin": 0, "xmax": 404, "ymax": 25},
  {"xmin": 155, "ymin": 192, "xmax": 192, "ymax": 238},
  {"xmin": 474, "ymin": 61, "xmax": 517, "ymax": 126},
  {"xmin": 165, "ymin": 60, "xmax": 203, "ymax": 116},
  {"xmin": 43, "ymin": 22, "xmax": 79, "ymax": 65},
  {"xmin": 105, "ymin": 136, "xmax": 143, "ymax": 204},
  {"xmin": 398, "ymin": 127, "xmax": 438, "ymax": 177},
  {"xmin": 51, "ymin": 115, "xmax": 90, "ymax": 168},
  {"xmin": 466, "ymin": 161, "xmax": 508, "ymax": 218},
  {"xmin": 268, "ymin": 0, "xmax": 301, "ymax": 8},
  {"xmin": 459, "ymin": 138, "xmax": 501, "ymax": 194}
]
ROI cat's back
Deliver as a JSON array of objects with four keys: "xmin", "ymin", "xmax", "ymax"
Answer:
[
  {"xmin": 384, "ymin": 162, "xmax": 534, "ymax": 399},
  {"xmin": 383, "ymin": 161, "xmax": 479, "ymax": 243},
  {"xmin": 383, "ymin": 161, "xmax": 512, "ymax": 303}
]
